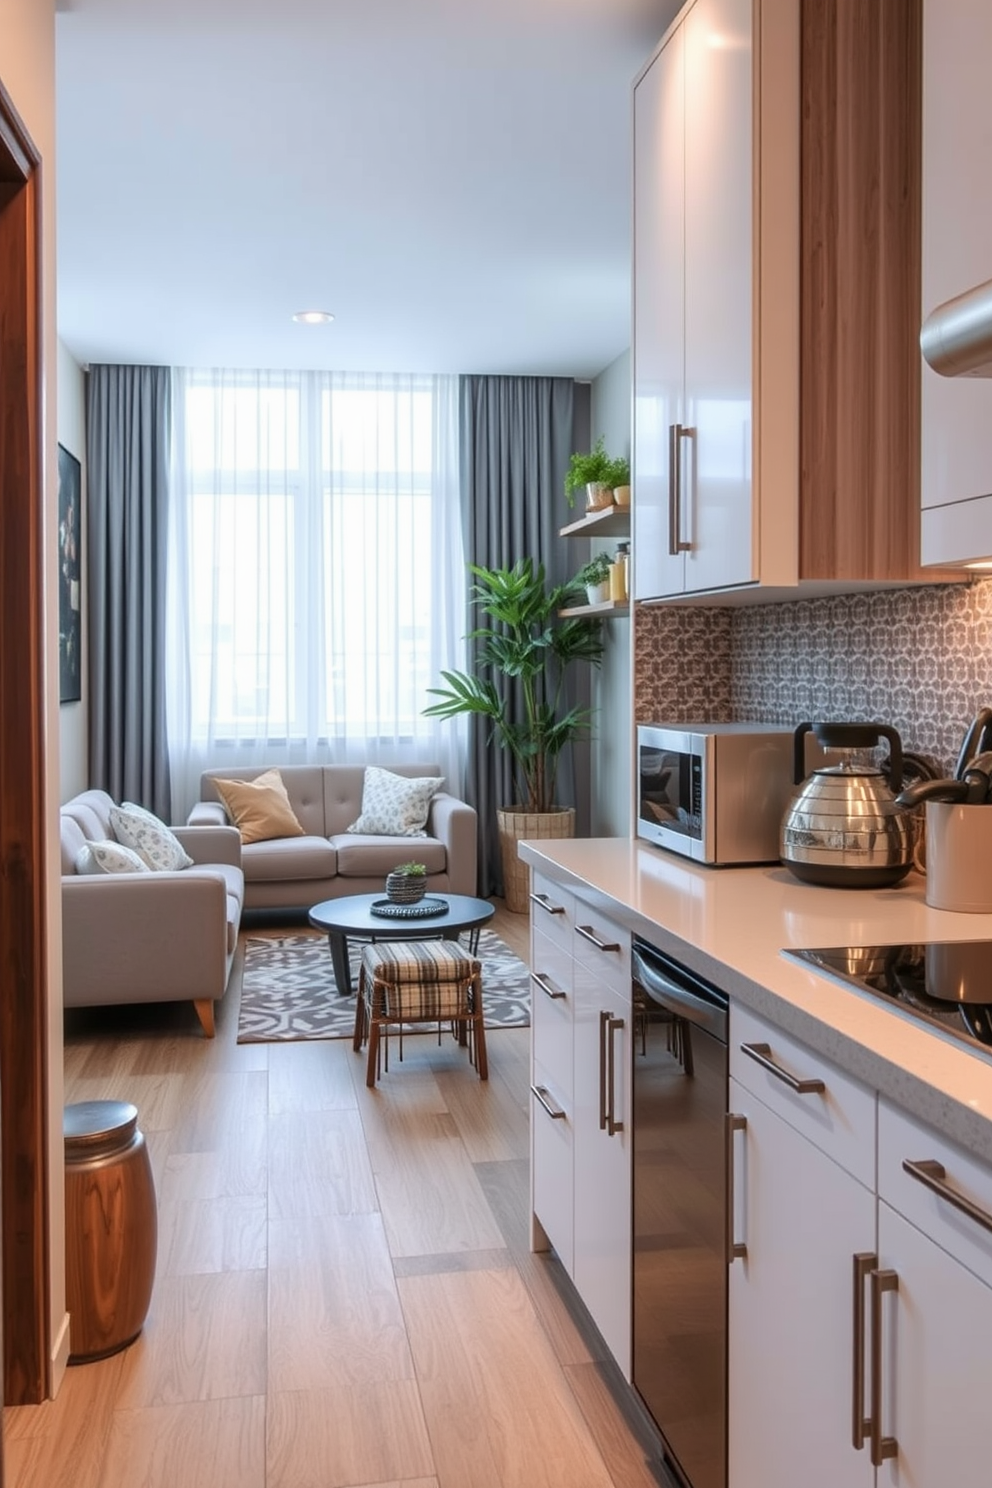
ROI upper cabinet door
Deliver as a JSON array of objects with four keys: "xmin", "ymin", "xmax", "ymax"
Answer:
[
  {"xmin": 683, "ymin": 0, "xmax": 754, "ymax": 593},
  {"xmin": 633, "ymin": 24, "xmax": 686, "ymax": 603},
  {"xmin": 921, "ymin": 0, "xmax": 992, "ymax": 565}
]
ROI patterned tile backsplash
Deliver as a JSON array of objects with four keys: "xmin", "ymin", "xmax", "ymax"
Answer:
[{"xmin": 634, "ymin": 579, "xmax": 992, "ymax": 773}]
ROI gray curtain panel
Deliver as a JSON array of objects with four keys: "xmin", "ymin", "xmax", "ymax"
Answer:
[
  {"xmin": 86, "ymin": 365, "xmax": 172, "ymax": 820},
  {"xmin": 458, "ymin": 375, "xmax": 591, "ymax": 896}
]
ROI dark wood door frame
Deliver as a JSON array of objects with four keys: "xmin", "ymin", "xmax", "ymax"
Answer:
[{"xmin": 0, "ymin": 76, "xmax": 52, "ymax": 1407}]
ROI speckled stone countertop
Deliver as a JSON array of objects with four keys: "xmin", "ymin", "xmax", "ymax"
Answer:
[{"xmin": 518, "ymin": 837, "xmax": 992, "ymax": 1165}]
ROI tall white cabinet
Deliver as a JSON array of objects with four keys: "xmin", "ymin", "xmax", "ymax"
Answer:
[
  {"xmin": 632, "ymin": 0, "xmax": 799, "ymax": 601},
  {"xmin": 920, "ymin": 0, "xmax": 992, "ymax": 566}
]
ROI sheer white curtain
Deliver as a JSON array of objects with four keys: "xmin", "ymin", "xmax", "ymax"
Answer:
[{"xmin": 166, "ymin": 369, "xmax": 466, "ymax": 818}]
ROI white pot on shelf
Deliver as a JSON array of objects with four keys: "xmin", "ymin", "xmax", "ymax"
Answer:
[
  {"xmin": 585, "ymin": 580, "xmax": 611, "ymax": 605},
  {"xmin": 613, "ymin": 484, "xmax": 631, "ymax": 508}
]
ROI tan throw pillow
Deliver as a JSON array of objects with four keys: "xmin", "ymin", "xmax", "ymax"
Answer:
[{"xmin": 212, "ymin": 768, "xmax": 305, "ymax": 845}]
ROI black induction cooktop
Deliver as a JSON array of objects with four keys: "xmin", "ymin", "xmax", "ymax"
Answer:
[{"xmin": 787, "ymin": 941, "xmax": 992, "ymax": 1055}]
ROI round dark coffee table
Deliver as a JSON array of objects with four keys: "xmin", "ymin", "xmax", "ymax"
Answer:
[{"xmin": 308, "ymin": 893, "xmax": 495, "ymax": 998}]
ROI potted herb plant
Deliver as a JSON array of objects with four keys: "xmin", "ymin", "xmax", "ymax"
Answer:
[
  {"xmin": 424, "ymin": 558, "xmax": 605, "ymax": 910},
  {"xmin": 575, "ymin": 552, "xmax": 613, "ymax": 604},
  {"xmin": 385, "ymin": 860, "xmax": 428, "ymax": 904},
  {"xmin": 564, "ymin": 435, "xmax": 615, "ymax": 511},
  {"xmin": 605, "ymin": 453, "xmax": 631, "ymax": 508}
]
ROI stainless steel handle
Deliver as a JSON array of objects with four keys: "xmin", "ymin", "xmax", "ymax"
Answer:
[
  {"xmin": 530, "ymin": 892, "xmax": 565, "ymax": 917},
  {"xmin": 576, "ymin": 924, "xmax": 621, "ymax": 954},
  {"xmin": 740, "ymin": 1041, "xmax": 826, "ymax": 1096},
  {"xmin": 531, "ymin": 1084, "xmax": 566, "ymax": 1120},
  {"xmin": 869, "ymin": 1268, "xmax": 898, "ymax": 1466},
  {"xmin": 530, "ymin": 971, "xmax": 566, "ymax": 1001},
  {"xmin": 668, "ymin": 421, "xmax": 681, "ymax": 557},
  {"xmin": 605, "ymin": 1014, "xmax": 624, "ymax": 1136},
  {"xmin": 725, "ymin": 1113, "xmax": 747, "ymax": 1263},
  {"xmin": 852, "ymin": 1253, "xmax": 876, "ymax": 1450},
  {"xmin": 902, "ymin": 1157, "xmax": 992, "ymax": 1236},
  {"xmin": 599, "ymin": 1010, "xmax": 609, "ymax": 1131}
]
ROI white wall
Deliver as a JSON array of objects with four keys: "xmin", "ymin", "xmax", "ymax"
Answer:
[
  {"xmin": 58, "ymin": 341, "xmax": 88, "ymax": 801},
  {"xmin": 0, "ymin": 0, "xmax": 68, "ymax": 1396},
  {"xmin": 589, "ymin": 349, "xmax": 632, "ymax": 838}
]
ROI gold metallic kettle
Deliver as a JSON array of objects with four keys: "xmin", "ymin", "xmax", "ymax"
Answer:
[{"xmin": 780, "ymin": 722, "xmax": 912, "ymax": 888}]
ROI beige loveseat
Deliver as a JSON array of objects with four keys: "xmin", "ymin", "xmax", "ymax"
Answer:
[
  {"xmin": 60, "ymin": 789, "xmax": 245, "ymax": 1037},
  {"xmin": 188, "ymin": 764, "xmax": 477, "ymax": 912}
]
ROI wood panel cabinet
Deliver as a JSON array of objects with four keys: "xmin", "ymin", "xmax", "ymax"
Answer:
[
  {"xmin": 919, "ymin": 0, "xmax": 992, "ymax": 566},
  {"xmin": 633, "ymin": 0, "xmax": 945, "ymax": 603},
  {"xmin": 529, "ymin": 871, "xmax": 633, "ymax": 1378}
]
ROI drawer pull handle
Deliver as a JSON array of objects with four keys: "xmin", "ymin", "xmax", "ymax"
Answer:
[
  {"xmin": 576, "ymin": 924, "xmax": 622, "ymax": 954},
  {"xmin": 530, "ymin": 972, "xmax": 566, "ymax": 1001},
  {"xmin": 902, "ymin": 1157, "xmax": 992, "ymax": 1236},
  {"xmin": 531, "ymin": 893, "xmax": 566, "ymax": 916},
  {"xmin": 725, "ymin": 1113, "xmax": 747, "ymax": 1263},
  {"xmin": 869, "ymin": 1268, "xmax": 899, "ymax": 1466},
  {"xmin": 851, "ymin": 1253, "xmax": 876, "ymax": 1450},
  {"xmin": 740, "ymin": 1041, "xmax": 825, "ymax": 1095},
  {"xmin": 531, "ymin": 1084, "xmax": 566, "ymax": 1120}
]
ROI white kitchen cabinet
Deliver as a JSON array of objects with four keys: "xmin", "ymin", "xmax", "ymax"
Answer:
[
  {"xmin": 529, "ymin": 873, "xmax": 632, "ymax": 1378},
  {"xmin": 872, "ymin": 1098, "xmax": 992, "ymax": 1487},
  {"xmin": 920, "ymin": 0, "xmax": 992, "ymax": 566},
  {"xmin": 632, "ymin": 0, "xmax": 799, "ymax": 601},
  {"xmin": 572, "ymin": 914, "xmax": 631, "ymax": 1376},
  {"xmin": 728, "ymin": 1009, "xmax": 877, "ymax": 1488}
]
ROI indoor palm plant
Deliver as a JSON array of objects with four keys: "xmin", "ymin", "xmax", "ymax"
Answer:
[{"xmin": 423, "ymin": 558, "xmax": 605, "ymax": 909}]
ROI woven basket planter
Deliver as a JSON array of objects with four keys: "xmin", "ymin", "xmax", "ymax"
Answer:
[
  {"xmin": 384, "ymin": 871, "xmax": 428, "ymax": 904},
  {"xmin": 497, "ymin": 806, "xmax": 575, "ymax": 913}
]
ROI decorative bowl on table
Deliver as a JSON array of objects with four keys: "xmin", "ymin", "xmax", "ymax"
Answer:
[{"xmin": 384, "ymin": 864, "xmax": 428, "ymax": 904}]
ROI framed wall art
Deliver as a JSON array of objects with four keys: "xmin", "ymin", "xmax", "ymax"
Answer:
[{"xmin": 58, "ymin": 442, "xmax": 82, "ymax": 703}]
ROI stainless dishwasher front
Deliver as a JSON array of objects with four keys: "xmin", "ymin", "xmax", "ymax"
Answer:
[{"xmin": 631, "ymin": 939, "xmax": 729, "ymax": 1488}]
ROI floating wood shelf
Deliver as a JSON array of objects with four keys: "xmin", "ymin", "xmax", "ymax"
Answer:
[
  {"xmin": 558, "ymin": 600, "xmax": 630, "ymax": 618},
  {"xmin": 559, "ymin": 507, "xmax": 631, "ymax": 539}
]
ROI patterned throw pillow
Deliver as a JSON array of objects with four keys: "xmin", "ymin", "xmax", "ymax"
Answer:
[
  {"xmin": 75, "ymin": 840, "xmax": 151, "ymax": 875},
  {"xmin": 110, "ymin": 802, "xmax": 194, "ymax": 872},
  {"xmin": 212, "ymin": 768, "xmax": 305, "ymax": 845},
  {"xmin": 346, "ymin": 767, "xmax": 444, "ymax": 837}
]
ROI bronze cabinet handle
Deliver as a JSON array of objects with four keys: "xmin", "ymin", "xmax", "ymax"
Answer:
[
  {"xmin": 902, "ymin": 1157, "xmax": 992, "ymax": 1236},
  {"xmin": 869, "ymin": 1268, "xmax": 899, "ymax": 1467},
  {"xmin": 530, "ymin": 892, "xmax": 565, "ymax": 916},
  {"xmin": 576, "ymin": 924, "xmax": 621, "ymax": 953},
  {"xmin": 599, "ymin": 1011, "xmax": 609, "ymax": 1131},
  {"xmin": 605, "ymin": 1014, "xmax": 624, "ymax": 1136},
  {"xmin": 530, "ymin": 972, "xmax": 566, "ymax": 1001},
  {"xmin": 531, "ymin": 1085, "xmax": 566, "ymax": 1121},
  {"xmin": 740, "ymin": 1041, "xmax": 826, "ymax": 1095},
  {"xmin": 725, "ymin": 1113, "xmax": 747, "ymax": 1263},
  {"xmin": 852, "ymin": 1253, "xmax": 876, "ymax": 1450}
]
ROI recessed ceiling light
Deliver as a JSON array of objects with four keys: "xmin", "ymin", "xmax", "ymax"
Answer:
[{"xmin": 292, "ymin": 310, "xmax": 334, "ymax": 325}]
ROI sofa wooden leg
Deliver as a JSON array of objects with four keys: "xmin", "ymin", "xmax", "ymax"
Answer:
[{"xmin": 193, "ymin": 999, "xmax": 216, "ymax": 1038}]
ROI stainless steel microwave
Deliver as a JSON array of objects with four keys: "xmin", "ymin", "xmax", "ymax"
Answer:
[{"xmin": 636, "ymin": 723, "xmax": 796, "ymax": 865}]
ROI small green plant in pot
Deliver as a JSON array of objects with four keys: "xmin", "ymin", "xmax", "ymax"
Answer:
[
  {"xmin": 385, "ymin": 861, "xmax": 428, "ymax": 904},
  {"xmin": 605, "ymin": 454, "xmax": 631, "ymax": 506},
  {"xmin": 564, "ymin": 435, "xmax": 614, "ymax": 510},
  {"xmin": 574, "ymin": 552, "xmax": 612, "ymax": 604}
]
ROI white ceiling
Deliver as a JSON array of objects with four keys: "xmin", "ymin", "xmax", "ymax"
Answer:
[{"xmin": 55, "ymin": 0, "xmax": 682, "ymax": 379}]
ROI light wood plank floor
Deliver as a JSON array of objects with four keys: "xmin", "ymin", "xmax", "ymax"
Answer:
[{"xmin": 5, "ymin": 902, "xmax": 669, "ymax": 1488}]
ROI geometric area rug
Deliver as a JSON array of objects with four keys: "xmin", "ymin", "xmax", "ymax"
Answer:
[{"xmin": 237, "ymin": 929, "xmax": 530, "ymax": 1043}]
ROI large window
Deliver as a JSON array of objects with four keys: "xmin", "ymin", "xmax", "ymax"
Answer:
[{"xmin": 166, "ymin": 370, "xmax": 465, "ymax": 813}]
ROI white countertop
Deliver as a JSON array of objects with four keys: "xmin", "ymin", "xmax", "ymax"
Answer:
[{"xmin": 519, "ymin": 836, "xmax": 992, "ymax": 1163}]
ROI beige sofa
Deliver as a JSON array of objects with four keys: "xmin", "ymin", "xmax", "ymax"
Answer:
[
  {"xmin": 60, "ymin": 789, "xmax": 245, "ymax": 1037},
  {"xmin": 188, "ymin": 764, "xmax": 477, "ymax": 912}
]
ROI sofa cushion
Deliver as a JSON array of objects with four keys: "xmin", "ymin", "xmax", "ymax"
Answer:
[
  {"xmin": 242, "ymin": 835, "xmax": 337, "ymax": 883},
  {"xmin": 76, "ymin": 840, "xmax": 151, "ymax": 875},
  {"xmin": 111, "ymin": 802, "xmax": 194, "ymax": 871},
  {"xmin": 332, "ymin": 833, "xmax": 447, "ymax": 878},
  {"xmin": 346, "ymin": 766, "xmax": 444, "ymax": 838},
  {"xmin": 213, "ymin": 768, "xmax": 305, "ymax": 844}
]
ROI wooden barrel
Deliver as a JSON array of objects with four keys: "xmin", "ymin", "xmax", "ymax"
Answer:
[{"xmin": 64, "ymin": 1100, "xmax": 157, "ymax": 1363}]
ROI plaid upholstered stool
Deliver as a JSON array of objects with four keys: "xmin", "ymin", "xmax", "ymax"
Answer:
[{"xmin": 352, "ymin": 940, "xmax": 488, "ymax": 1088}]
